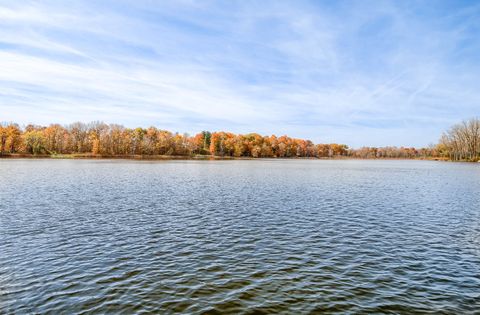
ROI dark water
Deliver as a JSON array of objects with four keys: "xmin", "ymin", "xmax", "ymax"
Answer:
[{"xmin": 1, "ymin": 159, "xmax": 480, "ymax": 314}]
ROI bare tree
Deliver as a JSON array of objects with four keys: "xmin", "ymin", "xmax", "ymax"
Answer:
[{"xmin": 440, "ymin": 118, "xmax": 480, "ymax": 161}]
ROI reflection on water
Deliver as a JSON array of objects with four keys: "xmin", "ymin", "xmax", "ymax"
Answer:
[{"xmin": 1, "ymin": 159, "xmax": 480, "ymax": 314}]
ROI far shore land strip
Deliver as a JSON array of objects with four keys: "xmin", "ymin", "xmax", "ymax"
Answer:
[
  {"xmin": 0, "ymin": 153, "xmax": 452, "ymax": 162},
  {"xmin": 0, "ymin": 118, "xmax": 479, "ymax": 162}
]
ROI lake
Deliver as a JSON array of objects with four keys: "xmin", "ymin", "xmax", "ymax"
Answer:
[{"xmin": 1, "ymin": 159, "xmax": 479, "ymax": 314}]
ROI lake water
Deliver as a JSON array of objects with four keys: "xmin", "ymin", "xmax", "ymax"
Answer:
[{"xmin": 1, "ymin": 159, "xmax": 480, "ymax": 314}]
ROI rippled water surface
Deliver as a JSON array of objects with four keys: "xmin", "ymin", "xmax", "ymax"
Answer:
[{"xmin": 1, "ymin": 159, "xmax": 480, "ymax": 314}]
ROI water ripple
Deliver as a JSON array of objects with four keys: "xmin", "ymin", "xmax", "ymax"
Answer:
[{"xmin": 1, "ymin": 159, "xmax": 480, "ymax": 314}]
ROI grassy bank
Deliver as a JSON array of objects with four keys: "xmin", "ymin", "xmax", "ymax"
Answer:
[
  {"xmin": 0, "ymin": 153, "xmax": 460, "ymax": 161},
  {"xmin": 0, "ymin": 153, "xmax": 243, "ymax": 160}
]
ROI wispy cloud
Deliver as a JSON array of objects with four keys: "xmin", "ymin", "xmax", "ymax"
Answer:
[{"xmin": 0, "ymin": 0, "xmax": 479, "ymax": 146}]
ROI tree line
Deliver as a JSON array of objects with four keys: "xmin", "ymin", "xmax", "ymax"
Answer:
[
  {"xmin": 438, "ymin": 118, "xmax": 480, "ymax": 161},
  {"xmin": 0, "ymin": 122, "xmax": 349, "ymax": 158},
  {"xmin": 0, "ymin": 118, "xmax": 478, "ymax": 160}
]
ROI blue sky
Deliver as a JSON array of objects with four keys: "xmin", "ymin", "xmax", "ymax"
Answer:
[{"xmin": 0, "ymin": 0, "xmax": 479, "ymax": 147}]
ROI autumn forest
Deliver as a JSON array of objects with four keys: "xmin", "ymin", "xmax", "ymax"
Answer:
[{"xmin": 0, "ymin": 118, "xmax": 479, "ymax": 161}]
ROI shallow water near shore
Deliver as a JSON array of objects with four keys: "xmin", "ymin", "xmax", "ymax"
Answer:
[{"xmin": 1, "ymin": 159, "xmax": 480, "ymax": 314}]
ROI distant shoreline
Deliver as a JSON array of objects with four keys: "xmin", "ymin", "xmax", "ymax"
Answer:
[
  {"xmin": 2, "ymin": 118, "xmax": 479, "ymax": 162},
  {"xmin": 0, "ymin": 153, "xmax": 454, "ymax": 162}
]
